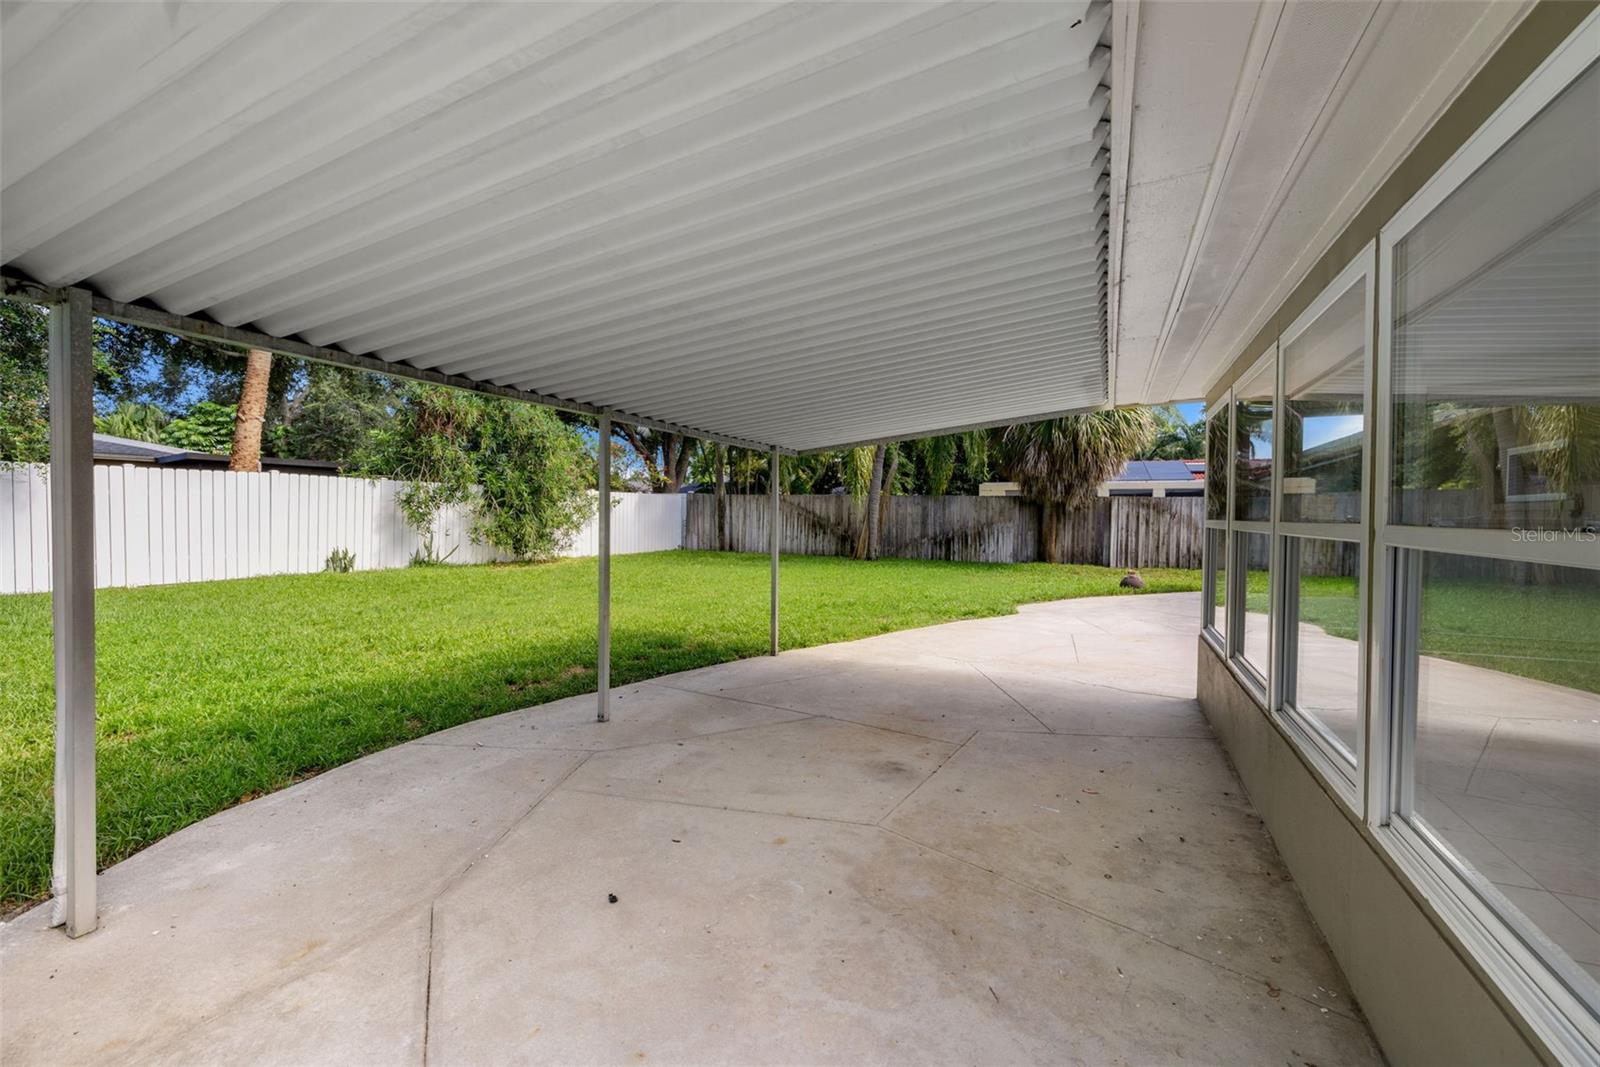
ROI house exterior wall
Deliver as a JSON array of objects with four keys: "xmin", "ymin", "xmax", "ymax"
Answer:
[
  {"xmin": 1198, "ymin": 639, "xmax": 1546, "ymax": 1067},
  {"xmin": 1195, "ymin": 4, "xmax": 1599, "ymax": 1063}
]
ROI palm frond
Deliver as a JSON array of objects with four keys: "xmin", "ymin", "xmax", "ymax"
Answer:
[
  {"xmin": 918, "ymin": 435, "xmax": 958, "ymax": 496},
  {"xmin": 844, "ymin": 446, "xmax": 875, "ymax": 508}
]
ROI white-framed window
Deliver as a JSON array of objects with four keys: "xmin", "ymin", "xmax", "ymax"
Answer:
[
  {"xmin": 1229, "ymin": 348, "xmax": 1275, "ymax": 694},
  {"xmin": 1197, "ymin": 11, "xmax": 1599, "ymax": 1056},
  {"xmin": 1374, "ymin": 19, "xmax": 1600, "ymax": 1054},
  {"xmin": 1203, "ymin": 397, "xmax": 1231, "ymax": 650},
  {"xmin": 1272, "ymin": 248, "xmax": 1375, "ymax": 802}
]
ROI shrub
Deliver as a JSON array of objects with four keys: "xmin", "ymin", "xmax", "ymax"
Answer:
[{"xmin": 365, "ymin": 386, "xmax": 593, "ymax": 562}]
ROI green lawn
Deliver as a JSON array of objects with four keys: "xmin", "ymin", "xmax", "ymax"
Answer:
[
  {"xmin": 1242, "ymin": 573, "xmax": 1600, "ymax": 693},
  {"xmin": 0, "ymin": 551, "xmax": 1200, "ymax": 908}
]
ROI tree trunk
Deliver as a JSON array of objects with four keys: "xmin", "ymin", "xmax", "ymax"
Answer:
[
  {"xmin": 713, "ymin": 444, "xmax": 729, "ymax": 551},
  {"xmin": 615, "ymin": 425, "xmax": 661, "ymax": 489},
  {"xmin": 876, "ymin": 446, "xmax": 898, "ymax": 559},
  {"xmin": 1041, "ymin": 501, "xmax": 1061, "ymax": 563},
  {"xmin": 861, "ymin": 444, "xmax": 886, "ymax": 561},
  {"xmin": 229, "ymin": 347, "xmax": 272, "ymax": 472},
  {"xmin": 666, "ymin": 434, "xmax": 693, "ymax": 493}
]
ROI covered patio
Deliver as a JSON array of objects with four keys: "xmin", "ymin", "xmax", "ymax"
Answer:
[
  {"xmin": 0, "ymin": 593, "xmax": 1381, "ymax": 1064},
  {"xmin": 5, "ymin": 1, "xmax": 1596, "ymax": 1062}
]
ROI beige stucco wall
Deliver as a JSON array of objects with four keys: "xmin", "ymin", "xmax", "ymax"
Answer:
[{"xmin": 1197, "ymin": 639, "xmax": 1551, "ymax": 1066}]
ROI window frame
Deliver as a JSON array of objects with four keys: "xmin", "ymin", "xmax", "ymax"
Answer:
[
  {"xmin": 1372, "ymin": 17, "xmax": 1600, "ymax": 1054},
  {"xmin": 1271, "ymin": 247, "xmax": 1375, "ymax": 807},
  {"xmin": 1228, "ymin": 345, "xmax": 1276, "ymax": 698},
  {"xmin": 1202, "ymin": 395, "xmax": 1231, "ymax": 655}
]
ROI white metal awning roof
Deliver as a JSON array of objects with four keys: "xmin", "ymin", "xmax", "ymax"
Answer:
[{"xmin": 2, "ymin": 0, "xmax": 1112, "ymax": 452}]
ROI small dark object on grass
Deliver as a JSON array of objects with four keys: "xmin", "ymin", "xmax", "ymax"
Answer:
[
  {"xmin": 1119, "ymin": 570, "xmax": 1145, "ymax": 589},
  {"xmin": 607, "ymin": 893, "xmax": 618, "ymax": 904}
]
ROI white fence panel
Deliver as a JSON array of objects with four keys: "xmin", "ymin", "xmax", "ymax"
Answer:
[
  {"xmin": 0, "ymin": 465, "xmax": 691, "ymax": 595},
  {"xmin": 566, "ymin": 491, "xmax": 688, "ymax": 557}
]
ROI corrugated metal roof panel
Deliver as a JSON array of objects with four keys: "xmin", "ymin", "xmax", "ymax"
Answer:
[{"xmin": 3, "ymin": 1, "xmax": 1111, "ymax": 452}]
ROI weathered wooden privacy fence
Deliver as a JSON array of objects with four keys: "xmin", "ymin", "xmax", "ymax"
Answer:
[{"xmin": 685, "ymin": 493, "xmax": 1206, "ymax": 569}]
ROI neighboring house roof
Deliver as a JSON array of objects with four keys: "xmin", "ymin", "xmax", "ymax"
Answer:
[
  {"xmin": 92, "ymin": 434, "xmax": 188, "ymax": 462},
  {"xmin": 92, "ymin": 434, "xmax": 341, "ymax": 474},
  {"xmin": 1108, "ymin": 460, "xmax": 1203, "ymax": 483},
  {"xmin": 980, "ymin": 458, "xmax": 1210, "ymax": 499}
]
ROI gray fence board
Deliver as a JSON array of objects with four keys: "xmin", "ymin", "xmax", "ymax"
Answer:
[{"xmin": 686, "ymin": 493, "xmax": 1204, "ymax": 568}]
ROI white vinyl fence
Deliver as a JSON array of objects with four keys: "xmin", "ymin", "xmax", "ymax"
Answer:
[{"xmin": 1, "ymin": 464, "xmax": 686, "ymax": 595}]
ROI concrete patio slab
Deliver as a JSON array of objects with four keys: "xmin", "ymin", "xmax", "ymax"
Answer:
[
  {"xmin": 415, "ymin": 680, "xmax": 807, "ymax": 751},
  {"xmin": 881, "ymin": 730, "xmax": 1351, "ymax": 1004},
  {"xmin": 427, "ymin": 790, "xmax": 1378, "ymax": 1066},
  {"xmin": 563, "ymin": 716, "xmax": 955, "ymax": 824},
  {"xmin": 1, "ymin": 591, "xmax": 1384, "ymax": 1066},
  {"xmin": 657, "ymin": 651, "xmax": 857, "ymax": 696},
  {"xmin": 136, "ymin": 908, "xmax": 432, "ymax": 1067},
  {"xmin": 719, "ymin": 659, "xmax": 1049, "ymax": 742},
  {"xmin": 0, "ymin": 741, "xmax": 584, "ymax": 1064},
  {"xmin": 975, "ymin": 666, "xmax": 1215, "ymax": 737}
]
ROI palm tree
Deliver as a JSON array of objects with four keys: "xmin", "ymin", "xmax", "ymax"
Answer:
[
  {"xmin": 95, "ymin": 401, "xmax": 169, "ymax": 443},
  {"xmin": 917, "ymin": 434, "xmax": 957, "ymax": 496},
  {"xmin": 712, "ymin": 443, "xmax": 729, "ymax": 550},
  {"xmin": 999, "ymin": 409, "xmax": 1156, "ymax": 561},
  {"xmin": 228, "ymin": 347, "xmax": 273, "ymax": 472},
  {"xmin": 862, "ymin": 444, "xmax": 887, "ymax": 560}
]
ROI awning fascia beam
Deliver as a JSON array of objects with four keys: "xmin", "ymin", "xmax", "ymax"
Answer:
[
  {"xmin": 796, "ymin": 397, "xmax": 1113, "ymax": 454},
  {"xmin": 1, "ymin": 272, "xmax": 783, "ymax": 455}
]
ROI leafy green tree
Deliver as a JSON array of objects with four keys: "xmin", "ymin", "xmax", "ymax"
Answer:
[
  {"xmin": 0, "ymin": 302, "xmax": 50, "ymax": 463},
  {"xmin": 611, "ymin": 425, "xmax": 697, "ymax": 491},
  {"xmin": 909, "ymin": 430, "xmax": 991, "ymax": 494},
  {"xmin": 1139, "ymin": 404, "xmax": 1206, "ymax": 460},
  {"xmin": 95, "ymin": 321, "xmax": 282, "ymax": 411},
  {"xmin": 95, "ymin": 402, "xmax": 170, "ymax": 442},
  {"xmin": 363, "ymin": 385, "xmax": 593, "ymax": 561},
  {"xmin": 270, "ymin": 364, "xmax": 399, "ymax": 468},
  {"xmin": 0, "ymin": 303, "xmax": 147, "ymax": 463},
  {"xmin": 917, "ymin": 435, "xmax": 957, "ymax": 496},
  {"xmin": 161, "ymin": 401, "xmax": 238, "ymax": 453}
]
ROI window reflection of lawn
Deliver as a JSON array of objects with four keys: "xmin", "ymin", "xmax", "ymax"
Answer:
[{"xmin": 1244, "ymin": 573, "xmax": 1600, "ymax": 694}]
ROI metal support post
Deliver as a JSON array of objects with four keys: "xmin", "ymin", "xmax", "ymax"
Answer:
[
  {"xmin": 49, "ymin": 287, "xmax": 97, "ymax": 937},
  {"xmin": 597, "ymin": 416, "xmax": 611, "ymax": 722},
  {"xmin": 770, "ymin": 445, "xmax": 780, "ymax": 656}
]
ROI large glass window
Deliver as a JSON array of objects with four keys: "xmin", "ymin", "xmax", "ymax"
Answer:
[
  {"xmin": 1205, "ymin": 527, "xmax": 1227, "ymax": 642},
  {"xmin": 1390, "ymin": 61, "xmax": 1600, "ymax": 534},
  {"xmin": 1233, "ymin": 358, "xmax": 1275, "ymax": 523},
  {"xmin": 1235, "ymin": 531, "xmax": 1270, "ymax": 683},
  {"xmin": 1206, "ymin": 403, "xmax": 1230, "ymax": 521},
  {"xmin": 1280, "ymin": 537, "xmax": 1360, "ymax": 761},
  {"xmin": 1283, "ymin": 281, "xmax": 1365, "ymax": 524},
  {"xmin": 1406, "ymin": 553, "xmax": 1600, "ymax": 993},
  {"xmin": 1385, "ymin": 51, "xmax": 1600, "ymax": 1018}
]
